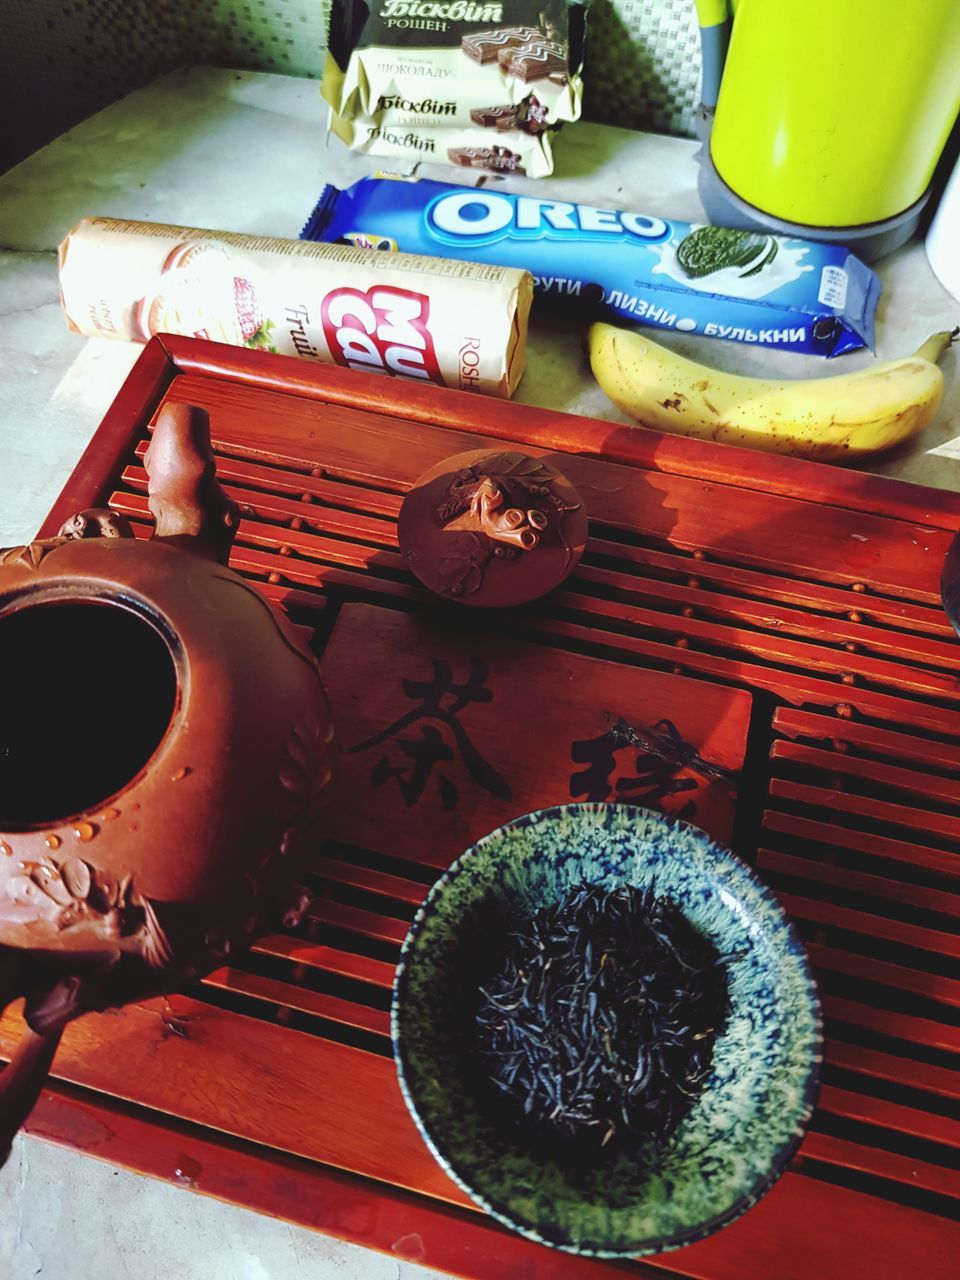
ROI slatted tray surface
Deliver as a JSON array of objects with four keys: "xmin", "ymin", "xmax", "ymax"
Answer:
[{"xmin": 7, "ymin": 335, "xmax": 960, "ymax": 1278}]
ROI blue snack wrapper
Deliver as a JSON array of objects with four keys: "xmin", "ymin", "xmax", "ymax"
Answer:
[{"xmin": 303, "ymin": 176, "xmax": 881, "ymax": 356}]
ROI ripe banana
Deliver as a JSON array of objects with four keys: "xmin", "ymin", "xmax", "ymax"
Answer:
[{"xmin": 588, "ymin": 323, "xmax": 954, "ymax": 462}]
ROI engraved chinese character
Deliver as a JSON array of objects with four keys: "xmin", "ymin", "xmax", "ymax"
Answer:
[
  {"xmin": 350, "ymin": 658, "xmax": 512, "ymax": 809},
  {"xmin": 570, "ymin": 717, "xmax": 728, "ymax": 816}
]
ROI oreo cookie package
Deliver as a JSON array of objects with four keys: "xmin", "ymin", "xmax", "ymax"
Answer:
[
  {"xmin": 322, "ymin": 0, "xmax": 587, "ymax": 177},
  {"xmin": 304, "ymin": 175, "xmax": 882, "ymax": 356}
]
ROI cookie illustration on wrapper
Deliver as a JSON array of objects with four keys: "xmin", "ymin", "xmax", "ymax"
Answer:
[
  {"xmin": 676, "ymin": 227, "xmax": 779, "ymax": 280},
  {"xmin": 130, "ymin": 240, "xmax": 277, "ymax": 352}
]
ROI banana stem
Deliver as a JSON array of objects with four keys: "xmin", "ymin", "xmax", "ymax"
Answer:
[{"xmin": 914, "ymin": 327, "xmax": 958, "ymax": 363}]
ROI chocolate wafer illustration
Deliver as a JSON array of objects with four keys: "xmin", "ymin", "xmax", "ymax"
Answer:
[
  {"xmin": 499, "ymin": 38, "xmax": 567, "ymax": 83},
  {"xmin": 470, "ymin": 95, "xmax": 549, "ymax": 135},
  {"xmin": 447, "ymin": 145, "xmax": 526, "ymax": 174},
  {"xmin": 460, "ymin": 26, "xmax": 539, "ymax": 64},
  {"xmin": 470, "ymin": 104, "xmax": 522, "ymax": 129}
]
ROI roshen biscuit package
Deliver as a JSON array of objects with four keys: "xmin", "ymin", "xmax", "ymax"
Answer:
[{"xmin": 322, "ymin": 0, "xmax": 588, "ymax": 177}]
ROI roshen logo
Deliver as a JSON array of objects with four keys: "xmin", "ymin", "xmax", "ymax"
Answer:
[
  {"xmin": 380, "ymin": 1, "xmax": 503, "ymax": 18},
  {"xmin": 321, "ymin": 286, "xmax": 444, "ymax": 384}
]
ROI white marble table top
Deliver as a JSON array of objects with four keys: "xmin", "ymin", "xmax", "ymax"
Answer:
[{"xmin": 1, "ymin": 66, "xmax": 958, "ymax": 551}]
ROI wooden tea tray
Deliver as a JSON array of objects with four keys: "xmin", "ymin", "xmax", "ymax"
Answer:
[{"xmin": 5, "ymin": 334, "xmax": 960, "ymax": 1279}]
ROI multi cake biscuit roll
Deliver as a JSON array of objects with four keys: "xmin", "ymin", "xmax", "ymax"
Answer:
[{"xmin": 58, "ymin": 217, "xmax": 532, "ymax": 397}]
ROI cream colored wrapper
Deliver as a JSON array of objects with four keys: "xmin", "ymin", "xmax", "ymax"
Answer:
[{"xmin": 58, "ymin": 217, "xmax": 532, "ymax": 398}]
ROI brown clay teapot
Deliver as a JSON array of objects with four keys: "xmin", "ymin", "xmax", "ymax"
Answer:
[{"xmin": 0, "ymin": 403, "xmax": 335, "ymax": 1156}]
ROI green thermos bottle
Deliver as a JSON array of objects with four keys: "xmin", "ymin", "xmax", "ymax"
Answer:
[{"xmin": 695, "ymin": 0, "xmax": 960, "ymax": 257}]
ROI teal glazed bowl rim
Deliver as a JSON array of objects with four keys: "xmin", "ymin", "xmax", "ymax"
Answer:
[{"xmin": 392, "ymin": 803, "xmax": 823, "ymax": 1258}]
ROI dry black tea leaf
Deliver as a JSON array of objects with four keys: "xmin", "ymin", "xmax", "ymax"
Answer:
[{"xmin": 474, "ymin": 884, "xmax": 732, "ymax": 1153}]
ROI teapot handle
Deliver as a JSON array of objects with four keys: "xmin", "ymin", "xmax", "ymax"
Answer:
[
  {"xmin": 0, "ymin": 1011, "xmax": 63, "ymax": 1167},
  {"xmin": 694, "ymin": 0, "xmax": 731, "ymax": 115}
]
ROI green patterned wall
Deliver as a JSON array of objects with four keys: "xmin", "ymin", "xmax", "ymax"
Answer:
[
  {"xmin": 2, "ymin": 0, "xmax": 702, "ymax": 171},
  {"xmin": 586, "ymin": 0, "xmax": 701, "ymax": 135}
]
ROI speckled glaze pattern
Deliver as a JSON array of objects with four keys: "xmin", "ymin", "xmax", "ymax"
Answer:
[{"xmin": 393, "ymin": 804, "xmax": 822, "ymax": 1257}]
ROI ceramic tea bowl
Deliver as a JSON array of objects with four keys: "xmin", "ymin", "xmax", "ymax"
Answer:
[{"xmin": 392, "ymin": 804, "xmax": 821, "ymax": 1257}]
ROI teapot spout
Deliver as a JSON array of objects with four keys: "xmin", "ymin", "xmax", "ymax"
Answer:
[{"xmin": 144, "ymin": 403, "xmax": 240, "ymax": 564}]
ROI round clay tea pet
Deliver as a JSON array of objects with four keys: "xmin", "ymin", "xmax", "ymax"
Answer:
[{"xmin": 398, "ymin": 449, "xmax": 587, "ymax": 607}]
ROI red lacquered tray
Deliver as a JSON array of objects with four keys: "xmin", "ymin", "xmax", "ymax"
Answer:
[{"xmin": 5, "ymin": 334, "xmax": 960, "ymax": 1279}]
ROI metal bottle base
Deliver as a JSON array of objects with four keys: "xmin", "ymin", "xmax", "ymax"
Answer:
[{"xmin": 696, "ymin": 148, "xmax": 929, "ymax": 262}]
